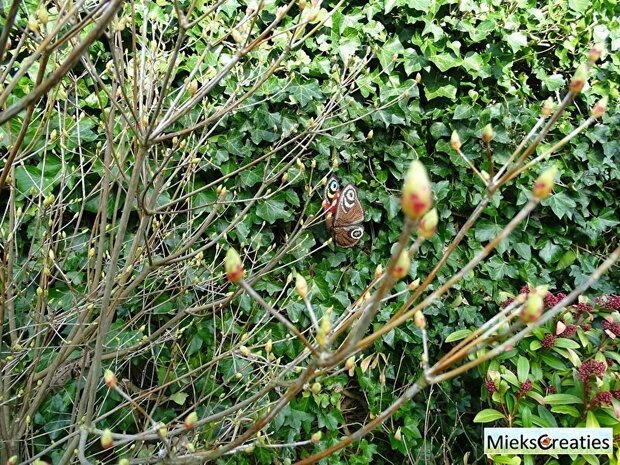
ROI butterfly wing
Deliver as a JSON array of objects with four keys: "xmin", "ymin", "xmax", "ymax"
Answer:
[
  {"xmin": 333, "ymin": 184, "xmax": 364, "ymax": 227},
  {"xmin": 325, "ymin": 212, "xmax": 334, "ymax": 235},
  {"xmin": 322, "ymin": 177, "xmax": 340, "ymax": 213},
  {"xmin": 332, "ymin": 224, "xmax": 364, "ymax": 248}
]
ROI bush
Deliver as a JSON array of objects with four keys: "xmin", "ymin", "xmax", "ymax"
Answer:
[
  {"xmin": 475, "ymin": 290, "xmax": 620, "ymax": 465},
  {"xmin": 0, "ymin": 1, "xmax": 619, "ymax": 464}
]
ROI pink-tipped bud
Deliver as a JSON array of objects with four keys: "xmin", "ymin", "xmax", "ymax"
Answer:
[
  {"xmin": 541, "ymin": 97, "xmax": 554, "ymax": 116},
  {"xmin": 401, "ymin": 160, "xmax": 432, "ymax": 219},
  {"xmin": 407, "ymin": 278, "xmax": 420, "ymax": 291},
  {"xmin": 225, "ymin": 248, "xmax": 244, "ymax": 283},
  {"xmin": 345, "ymin": 356, "xmax": 355, "ymax": 371},
  {"xmin": 7, "ymin": 457, "xmax": 17, "ymax": 465},
  {"xmin": 101, "ymin": 429, "xmax": 114, "ymax": 449},
  {"xmin": 450, "ymin": 130, "xmax": 461, "ymax": 150},
  {"xmin": 588, "ymin": 43, "xmax": 604, "ymax": 64},
  {"xmin": 311, "ymin": 431, "xmax": 322, "ymax": 443},
  {"xmin": 417, "ymin": 208, "xmax": 438, "ymax": 239},
  {"xmin": 569, "ymin": 64, "xmax": 588, "ymax": 94},
  {"xmin": 391, "ymin": 250, "xmax": 410, "ymax": 280},
  {"xmin": 532, "ymin": 284, "xmax": 549, "ymax": 297},
  {"xmin": 374, "ymin": 264, "xmax": 383, "ymax": 280},
  {"xmin": 521, "ymin": 293, "xmax": 544, "ymax": 323},
  {"xmin": 532, "ymin": 166, "xmax": 558, "ymax": 199},
  {"xmin": 104, "ymin": 369, "xmax": 117, "ymax": 388},
  {"xmin": 184, "ymin": 412, "xmax": 198, "ymax": 429},
  {"xmin": 591, "ymin": 96, "xmax": 608, "ymax": 118},
  {"xmin": 295, "ymin": 274, "xmax": 308, "ymax": 299},
  {"xmin": 481, "ymin": 124, "xmax": 494, "ymax": 143},
  {"xmin": 414, "ymin": 311, "xmax": 426, "ymax": 329}
]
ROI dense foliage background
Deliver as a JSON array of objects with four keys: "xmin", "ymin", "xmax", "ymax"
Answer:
[{"xmin": 1, "ymin": 0, "xmax": 619, "ymax": 464}]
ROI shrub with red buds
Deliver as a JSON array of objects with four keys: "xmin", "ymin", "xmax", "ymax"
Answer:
[
  {"xmin": 101, "ymin": 429, "xmax": 114, "ymax": 449},
  {"xmin": 104, "ymin": 369, "xmax": 117, "ymax": 388},
  {"xmin": 521, "ymin": 293, "xmax": 544, "ymax": 323},
  {"xmin": 391, "ymin": 250, "xmax": 410, "ymax": 280},
  {"xmin": 225, "ymin": 248, "xmax": 244, "ymax": 283},
  {"xmin": 414, "ymin": 311, "xmax": 426, "ymax": 329},
  {"xmin": 569, "ymin": 64, "xmax": 588, "ymax": 94},
  {"xmin": 591, "ymin": 96, "xmax": 608, "ymax": 119},
  {"xmin": 417, "ymin": 208, "xmax": 438, "ymax": 239},
  {"xmin": 295, "ymin": 273, "xmax": 308, "ymax": 299},
  {"xmin": 588, "ymin": 43, "xmax": 604, "ymax": 63},
  {"xmin": 184, "ymin": 412, "xmax": 198, "ymax": 429},
  {"xmin": 541, "ymin": 97, "xmax": 554, "ymax": 116},
  {"xmin": 401, "ymin": 160, "xmax": 432, "ymax": 219},
  {"xmin": 481, "ymin": 124, "xmax": 494, "ymax": 143},
  {"xmin": 532, "ymin": 166, "xmax": 558, "ymax": 199},
  {"xmin": 450, "ymin": 130, "xmax": 461, "ymax": 150}
]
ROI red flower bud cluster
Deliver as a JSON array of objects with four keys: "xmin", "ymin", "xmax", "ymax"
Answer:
[
  {"xmin": 594, "ymin": 391, "xmax": 613, "ymax": 406},
  {"xmin": 612, "ymin": 390, "xmax": 620, "ymax": 400},
  {"xmin": 574, "ymin": 302, "xmax": 593, "ymax": 314},
  {"xmin": 603, "ymin": 319, "xmax": 620, "ymax": 337},
  {"xmin": 517, "ymin": 379, "xmax": 533, "ymax": 398},
  {"xmin": 596, "ymin": 295, "xmax": 620, "ymax": 311},
  {"xmin": 545, "ymin": 385, "xmax": 557, "ymax": 395},
  {"xmin": 558, "ymin": 324, "xmax": 577, "ymax": 338},
  {"xmin": 542, "ymin": 333, "xmax": 556, "ymax": 348},
  {"xmin": 486, "ymin": 379, "xmax": 497, "ymax": 394},
  {"xmin": 544, "ymin": 292, "xmax": 566, "ymax": 309},
  {"xmin": 578, "ymin": 360, "xmax": 607, "ymax": 382}
]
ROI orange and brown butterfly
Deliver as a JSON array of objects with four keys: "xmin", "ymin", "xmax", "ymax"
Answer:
[{"xmin": 322, "ymin": 176, "xmax": 365, "ymax": 248}]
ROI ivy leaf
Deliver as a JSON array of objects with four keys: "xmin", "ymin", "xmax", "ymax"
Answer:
[
  {"xmin": 539, "ymin": 241, "xmax": 563, "ymax": 264},
  {"xmin": 410, "ymin": 0, "xmax": 431, "ymax": 12},
  {"xmin": 288, "ymin": 79, "xmax": 322, "ymax": 107},
  {"xmin": 514, "ymin": 243, "xmax": 531, "ymax": 261},
  {"xmin": 475, "ymin": 221, "xmax": 503, "ymax": 242},
  {"xmin": 430, "ymin": 53, "xmax": 462, "ymax": 72},
  {"xmin": 453, "ymin": 103, "xmax": 473, "ymax": 120},
  {"xmin": 556, "ymin": 249, "xmax": 577, "ymax": 270},
  {"xmin": 505, "ymin": 32, "xmax": 528, "ymax": 53},
  {"xmin": 256, "ymin": 199, "xmax": 292, "ymax": 223},
  {"xmin": 424, "ymin": 83, "xmax": 457, "ymax": 100},
  {"xmin": 569, "ymin": 0, "xmax": 591, "ymax": 12},
  {"xmin": 378, "ymin": 37, "xmax": 404, "ymax": 70},
  {"xmin": 14, "ymin": 156, "xmax": 63, "ymax": 196},
  {"xmin": 169, "ymin": 392, "xmax": 188, "ymax": 405},
  {"xmin": 545, "ymin": 192, "xmax": 577, "ymax": 219}
]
